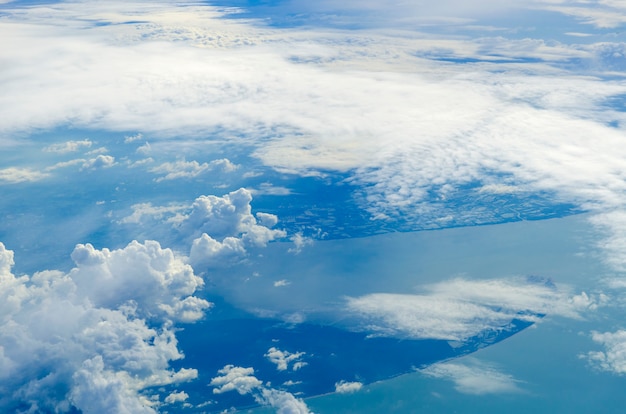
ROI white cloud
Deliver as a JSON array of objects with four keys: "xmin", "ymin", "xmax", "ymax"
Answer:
[
  {"xmin": 46, "ymin": 158, "xmax": 86, "ymax": 171},
  {"xmin": 81, "ymin": 154, "xmax": 116, "ymax": 170},
  {"xmin": 179, "ymin": 189, "xmax": 286, "ymax": 260},
  {"xmin": 0, "ymin": 167, "xmax": 49, "ymax": 183},
  {"xmin": 585, "ymin": 330, "xmax": 626, "ymax": 375},
  {"xmin": 164, "ymin": 390, "xmax": 189, "ymax": 404},
  {"xmin": 189, "ymin": 234, "xmax": 246, "ymax": 269},
  {"xmin": 334, "ymin": 380, "xmax": 363, "ymax": 394},
  {"xmin": 210, "ymin": 365, "xmax": 312, "ymax": 413},
  {"xmin": 43, "ymin": 139, "xmax": 92, "ymax": 153},
  {"xmin": 119, "ymin": 202, "xmax": 187, "ymax": 225},
  {"xmin": 149, "ymin": 158, "xmax": 238, "ymax": 182},
  {"xmin": 124, "ymin": 133, "xmax": 143, "ymax": 143},
  {"xmin": 70, "ymin": 240, "xmax": 211, "ymax": 323},
  {"xmin": 0, "ymin": 242, "xmax": 202, "ymax": 413},
  {"xmin": 119, "ymin": 189, "xmax": 285, "ymax": 270},
  {"xmin": 288, "ymin": 232, "xmax": 314, "ymax": 254},
  {"xmin": 265, "ymin": 347, "xmax": 307, "ymax": 371},
  {"xmin": 346, "ymin": 277, "xmax": 597, "ymax": 341},
  {"xmin": 210, "ymin": 365, "xmax": 263, "ymax": 395},
  {"xmin": 421, "ymin": 359, "xmax": 523, "ymax": 395}
]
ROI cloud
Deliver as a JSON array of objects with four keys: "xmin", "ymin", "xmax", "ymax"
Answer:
[
  {"xmin": 585, "ymin": 330, "xmax": 626, "ymax": 375},
  {"xmin": 182, "ymin": 189, "xmax": 286, "ymax": 270},
  {"xmin": 119, "ymin": 202, "xmax": 187, "ymax": 225},
  {"xmin": 0, "ymin": 167, "xmax": 49, "ymax": 183},
  {"xmin": 43, "ymin": 139, "xmax": 93, "ymax": 153},
  {"xmin": 210, "ymin": 365, "xmax": 312, "ymax": 413},
  {"xmin": 124, "ymin": 133, "xmax": 143, "ymax": 143},
  {"xmin": 164, "ymin": 390, "xmax": 189, "ymax": 404},
  {"xmin": 119, "ymin": 189, "xmax": 286, "ymax": 270},
  {"xmin": 189, "ymin": 234, "xmax": 246, "ymax": 269},
  {"xmin": 70, "ymin": 240, "xmax": 211, "ymax": 323},
  {"xmin": 265, "ymin": 347, "xmax": 307, "ymax": 371},
  {"xmin": 210, "ymin": 365, "xmax": 263, "ymax": 395},
  {"xmin": 334, "ymin": 380, "xmax": 363, "ymax": 394},
  {"xmin": 346, "ymin": 277, "xmax": 597, "ymax": 341},
  {"xmin": 81, "ymin": 154, "xmax": 116, "ymax": 170},
  {"xmin": 0, "ymin": 242, "xmax": 203, "ymax": 413},
  {"xmin": 46, "ymin": 158, "xmax": 86, "ymax": 171},
  {"xmin": 421, "ymin": 359, "xmax": 523, "ymax": 395},
  {"xmin": 149, "ymin": 158, "xmax": 238, "ymax": 182},
  {"xmin": 288, "ymin": 232, "xmax": 315, "ymax": 254}
]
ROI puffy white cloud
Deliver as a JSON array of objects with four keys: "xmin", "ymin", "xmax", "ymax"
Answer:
[
  {"xmin": 43, "ymin": 139, "xmax": 93, "ymax": 153},
  {"xmin": 210, "ymin": 365, "xmax": 263, "ymax": 395},
  {"xmin": 346, "ymin": 277, "xmax": 597, "ymax": 341},
  {"xmin": 189, "ymin": 234, "xmax": 246, "ymax": 269},
  {"xmin": 181, "ymin": 189, "xmax": 286, "ymax": 268},
  {"xmin": 179, "ymin": 189, "xmax": 269, "ymax": 241},
  {"xmin": 334, "ymin": 380, "xmax": 363, "ymax": 394},
  {"xmin": 0, "ymin": 167, "xmax": 49, "ymax": 183},
  {"xmin": 585, "ymin": 330, "xmax": 626, "ymax": 375},
  {"xmin": 259, "ymin": 388, "xmax": 312, "ymax": 414},
  {"xmin": 210, "ymin": 365, "xmax": 312, "ymax": 413},
  {"xmin": 421, "ymin": 359, "xmax": 523, "ymax": 395},
  {"xmin": 70, "ymin": 240, "xmax": 211, "ymax": 323},
  {"xmin": 164, "ymin": 390, "xmax": 189, "ymax": 404},
  {"xmin": 81, "ymin": 154, "xmax": 116, "ymax": 170},
  {"xmin": 265, "ymin": 347, "xmax": 307, "ymax": 371},
  {"xmin": 0, "ymin": 242, "xmax": 202, "ymax": 413},
  {"xmin": 119, "ymin": 189, "xmax": 286, "ymax": 270}
]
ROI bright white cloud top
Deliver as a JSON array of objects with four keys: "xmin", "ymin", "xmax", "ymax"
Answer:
[{"xmin": 2, "ymin": 0, "xmax": 626, "ymax": 412}]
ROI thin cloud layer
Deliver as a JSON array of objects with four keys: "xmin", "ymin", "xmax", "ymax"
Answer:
[
  {"xmin": 346, "ymin": 278, "xmax": 597, "ymax": 340},
  {"xmin": 422, "ymin": 359, "xmax": 523, "ymax": 395}
]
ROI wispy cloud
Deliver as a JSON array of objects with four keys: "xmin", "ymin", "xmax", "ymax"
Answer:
[
  {"xmin": 422, "ymin": 358, "xmax": 524, "ymax": 395},
  {"xmin": 0, "ymin": 167, "xmax": 49, "ymax": 183},
  {"xmin": 346, "ymin": 277, "xmax": 598, "ymax": 340}
]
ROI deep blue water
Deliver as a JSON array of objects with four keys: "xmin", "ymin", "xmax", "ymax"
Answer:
[{"xmin": 168, "ymin": 313, "xmax": 536, "ymax": 412}]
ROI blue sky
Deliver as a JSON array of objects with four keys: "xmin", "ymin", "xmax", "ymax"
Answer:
[{"xmin": 2, "ymin": 0, "xmax": 626, "ymax": 412}]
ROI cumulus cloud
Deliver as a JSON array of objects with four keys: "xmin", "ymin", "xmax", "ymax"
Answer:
[
  {"xmin": 182, "ymin": 189, "xmax": 286, "ymax": 268},
  {"xmin": 70, "ymin": 241, "xmax": 211, "ymax": 323},
  {"xmin": 421, "ymin": 359, "xmax": 523, "ymax": 395},
  {"xmin": 334, "ymin": 380, "xmax": 363, "ymax": 394},
  {"xmin": 585, "ymin": 330, "xmax": 626, "ymax": 375},
  {"xmin": 119, "ymin": 189, "xmax": 285, "ymax": 270},
  {"xmin": 265, "ymin": 347, "xmax": 307, "ymax": 371},
  {"xmin": 0, "ymin": 242, "xmax": 203, "ymax": 413},
  {"xmin": 149, "ymin": 158, "xmax": 238, "ymax": 182},
  {"xmin": 81, "ymin": 154, "xmax": 116, "ymax": 170},
  {"xmin": 346, "ymin": 277, "xmax": 597, "ymax": 341},
  {"xmin": 189, "ymin": 234, "xmax": 246, "ymax": 269},
  {"xmin": 164, "ymin": 390, "xmax": 189, "ymax": 404},
  {"xmin": 210, "ymin": 365, "xmax": 312, "ymax": 413}
]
